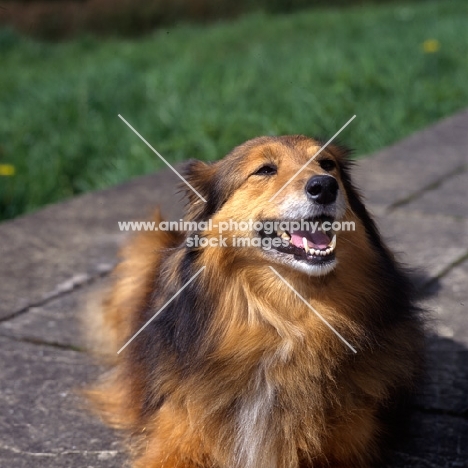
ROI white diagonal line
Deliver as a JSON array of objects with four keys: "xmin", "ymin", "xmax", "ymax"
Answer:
[
  {"xmin": 269, "ymin": 266, "xmax": 357, "ymax": 353},
  {"xmin": 117, "ymin": 266, "xmax": 206, "ymax": 354},
  {"xmin": 118, "ymin": 114, "xmax": 207, "ymax": 203},
  {"xmin": 269, "ymin": 115, "xmax": 356, "ymax": 201}
]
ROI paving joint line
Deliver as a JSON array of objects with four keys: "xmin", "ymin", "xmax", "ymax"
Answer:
[
  {"xmin": 421, "ymin": 250, "xmax": 468, "ymax": 292},
  {"xmin": 0, "ymin": 443, "xmax": 120, "ymax": 457},
  {"xmin": 0, "ymin": 333, "xmax": 85, "ymax": 352},
  {"xmin": 0, "ymin": 268, "xmax": 113, "ymax": 324},
  {"xmin": 387, "ymin": 163, "xmax": 467, "ymax": 212}
]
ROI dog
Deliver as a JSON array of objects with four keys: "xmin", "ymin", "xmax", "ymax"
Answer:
[{"xmin": 86, "ymin": 135, "xmax": 424, "ymax": 468}]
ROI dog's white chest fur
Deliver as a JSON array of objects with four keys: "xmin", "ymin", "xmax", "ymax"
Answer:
[{"xmin": 234, "ymin": 364, "xmax": 278, "ymax": 468}]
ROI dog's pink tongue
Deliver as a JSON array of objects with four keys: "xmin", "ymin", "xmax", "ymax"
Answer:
[{"xmin": 290, "ymin": 230, "xmax": 330, "ymax": 249}]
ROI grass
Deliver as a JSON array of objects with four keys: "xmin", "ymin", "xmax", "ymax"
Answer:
[{"xmin": 0, "ymin": 0, "xmax": 467, "ymax": 220}]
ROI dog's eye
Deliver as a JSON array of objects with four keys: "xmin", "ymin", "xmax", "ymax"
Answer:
[
  {"xmin": 319, "ymin": 159, "xmax": 336, "ymax": 171},
  {"xmin": 253, "ymin": 164, "xmax": 277, "ymax": 176}
]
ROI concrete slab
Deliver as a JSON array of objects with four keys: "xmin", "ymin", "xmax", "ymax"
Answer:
[
  {"xmin": 353, "ymin": 108, "xmax": 468, "ymax": 208},
  {"xmin": 375, "ymin": 210, "xmax": 468, "ymax": 282},
  {"xmin": 418, "ymin": 336, "xmax": 468, "ymax": 415},
  {"xmin": 0, "ymin": 168, "xmax": 185, "ymax": 321},
  {"xmin": 385, "ymin": 411, "xmax": 468, "ymax": 468},
  {"xmin": 423, "ymin": 260, "xmax": 468, "ymax": 346},
  {"xmin": 0, "ymin": 451, "xmax": 123, "ymax": 468},
  {"xmin": 0, "ymin": 336, "xmax": 125, "ymax": 467},
  {"xmin": 0, "ymin": 279, "xmax": 107, "ymax": 350},
  {"xmin": 403, "ymin": 170, "xmax": 468, "ymax": 219}
]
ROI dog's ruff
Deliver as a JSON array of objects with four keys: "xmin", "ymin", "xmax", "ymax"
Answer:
[{"xmin": 85, "ymin": 135, "xmax": 424, "ymax": 468}]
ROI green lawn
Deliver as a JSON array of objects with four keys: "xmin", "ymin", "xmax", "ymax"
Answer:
[{"xmin": 1, "ymin": 0, "xmax": 467, "ymax": 220}]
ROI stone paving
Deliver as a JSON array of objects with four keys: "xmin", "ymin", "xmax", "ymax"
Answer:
[{"xmin": 1, "ymin": 109, "xmax": 467, "ymax": 467}]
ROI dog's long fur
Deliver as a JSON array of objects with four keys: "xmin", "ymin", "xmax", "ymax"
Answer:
[{"xmin": 86, "ymin": 136, "xmax": 424, "ymax": 468}]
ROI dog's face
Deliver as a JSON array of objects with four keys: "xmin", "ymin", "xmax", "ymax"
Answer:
[{"xmin": 185, "ymin": 136, "xmax": 364, "ymax": 276}]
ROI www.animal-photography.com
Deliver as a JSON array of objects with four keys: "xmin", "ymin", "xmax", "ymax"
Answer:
[{"xmin": 0, "ymin": 1, "xmax": 467, "ymax": 467}]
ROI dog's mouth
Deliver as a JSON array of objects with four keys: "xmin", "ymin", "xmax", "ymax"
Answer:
[{"xmin": 259, "ymin": 216, "xmax": 337, "ymax": 266}]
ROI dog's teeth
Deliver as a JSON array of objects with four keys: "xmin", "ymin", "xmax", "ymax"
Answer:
[
  {"xmin": 325, "ymin": 248, "xmax": 331, "ymax": 255},
  {"xmin": 329, "ymin": 234, "xmax": 337, "ymax": 250},
  {"xmin": 302, "ymin": 237, "xmax": 309, "ymax": 253},
  {"xmin": 311, "ymin": 248, "xmax": 319, "ymax": 256},
  {"xmin": 281, "ymin": 231, "xmax": 291, "ymax": 240}
]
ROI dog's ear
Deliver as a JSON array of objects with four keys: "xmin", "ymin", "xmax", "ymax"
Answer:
[
  {"xmin": 326, "ymin": 143, "xmax": 353, "ymax": 162},
  {"xmin": 181, "ymin": 159, "xmax": 223, "ymax": 221},
  {"xmin": 182, "ymin": 159, "xmax": 215, "ymax": 203}
]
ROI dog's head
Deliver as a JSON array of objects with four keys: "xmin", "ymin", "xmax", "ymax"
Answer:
[{"xmin": 183, "ymin": 135, "xmax": 375, "ymax": 276}]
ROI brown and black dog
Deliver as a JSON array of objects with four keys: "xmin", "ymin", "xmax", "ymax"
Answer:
[{"xmin": 86, "ymin": 136, "xmax": 424, "ymax": 468}]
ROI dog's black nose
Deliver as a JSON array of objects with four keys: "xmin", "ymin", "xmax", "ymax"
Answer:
[{"xmin": 305, "ymin": 175, "xmax": 338, "ymax": 204}]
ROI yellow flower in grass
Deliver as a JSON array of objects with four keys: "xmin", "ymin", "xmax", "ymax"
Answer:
[
  {"xmin": 0, "ymin": 164, "xmax": 15, "ymax": 176},
  {"xmin": 423, "ymin": 39, "xmax": 440, "ymax": 53}
]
